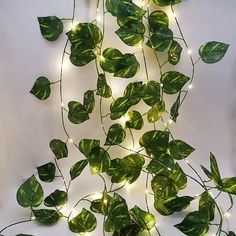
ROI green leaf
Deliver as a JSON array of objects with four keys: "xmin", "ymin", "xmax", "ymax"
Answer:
[
  {"xmin": 154, "ymin": 196, "xmax": 175, "ymax": 216},
  {"xmin": 66, "ymin": 23, "xmax": 102, "ymax": 48},
  {"xmin": 107, "ymin": 154, "xmax": 145, "ymax": 184},
  {"xmin": 210, "ymin": 153, "xmax": 222, "ymax": 186},
  {"xmin": 116, "ymin": 21, "xmax": 145, "ymax": 46},
  {"xmin": 49, "ymin": 139, "xmax": 68, "ymax": 160},
  {"xmin": 97, "ymin": 74, "xmax": 112, "ymax": 98},
  {"xmin": 110, "ymin": 97, "xmax": 140, "ymax": 120},
  {"xmin": 161, "ymin": 71, "xmax": 190, "ymax": 94},
  {"xmin": 169, "ymin": 139, "xmax": 195, "ymax": 160},
  {"xmin": 69, "ymin": 208, "xmax": 97, "ymax": 233},
  {"xmin": 90, "ymin": 192, "xmax": 112, "ymax": 215},
  {"xmin": 147, "ymin": 100, "xmax": 165, "ymax": 123},
  {"xmin": 33, "ymin": 209, "xmax": 62, "ymax": 224},
  {"xmin": 170, "ymin": 92, "xmax": 181, "ymax": 122},
  {"xmin": 147, "ymin": 28, "xmax": 173, "ymax": 52},
  {"xmin": 70, "ymin": 43, "xmax": 96, "ymax": 66},
  {"xmin": 228, "ymin": 232, "xmax": 236, "ymax": 236},
  {"xmin": 44, "ymin": 190, "xmax": 68, "ymax": 207},
  {"xmin": 105, "ymin": 124, "xmax": 126, "ymax": 145},
  {"xmin": 146, "ymin": 154, "xmax": 174, "ymax": 174},
  {"xmin": 105, "ymin": 193, "xmax": 131, "ymax": 232},
  {"xmin": 139, "ymin": 130, "xmax": 169, "ymax": 156},
  {"xmin": 30, "ymin": 77, "xmax": 51, "ymax": 100},
  {"xmin": 37, "ymin": 162, "xmax": 56, "ymax": 182},
  {"xmin": 88, "ymin": 147, "xmax": 111, "ymax": 174},
  {"xmin": 124, "ymin": 81, "xmax": 143, "ymax": 98},
  {"xmin": 222, "ymin": 177, "xmax": 236, "ymax": 195},
  {"xmin": 152, "ymin": 0, "xmax": 181, "ymax": 7},
  {"xmin": 199, "ymin": 191, "xmax": 215, "ymax": 221},
  {"xmin": 16, "ymin": 234, "xmax": 34, "ymax": 236},
  {"xmin": 142, "ymin": 80, "xmax": 161, "ymax": 106},
  {"xmin": 149, "ymin": 10, "xmax": 169, "ymax": 32},
  {"xmin": 200, "ymin": 165, "xmax": 212, "ymax": 179},
  {"xmin": 164, "ymin": 196, "xmax": 193, "ymax": 212},
  {"xmin": 151, "ymin": 175, "xmax": 179, "ymax": 198},
  {"xmin": 83, "ymin": 90, "xmax": 95, "ymax": 113},
  {"xmin": 129, "ymin": 206, "xmax": 156, "ymax": 230},
  {"xmin": 199, "ymin": 41, "xmax": 229, "ymax": 64},
  {"xmin": 68, "ymin": 101, "xmax": 90, "ymax": 124},
  {"xmin": 174, "ymin": 211, "xmax": 209, "ymax": 236},
  {"xmin": 38, "ymin": 16, "xmax": 63, "ymax": 41},
  {"xmin": 171, "ymin": 163, "xmax": 187, "ymax": 189},
  {"xmin": 79, "ymin": 139, "xmax": 100, "ymax": 158},
  {"xmin": 125, "ymin": 111, "xmax": 144, "ymax": 130},
  {"xmin": 70, "ymin": 160, "xmax": 88, "ymax": 180},
  {"xmin": 17, "ymin": 176, "xmax": 44, "ymax": 208},
  {"xmin": 168, "ymin": 40, "xmax": 182, "ymax": 65},
  {"xmin": 113, "ymin": 222, "xmax": 141, "ymax": 236}
]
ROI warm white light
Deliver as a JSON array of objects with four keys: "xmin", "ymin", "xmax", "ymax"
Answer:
[
  {"xmin": 60, "ymin": 57, "xmax": 70, "ymax": 71},
  {"xmin": 92, "ymin": 192, "xmax": 103, "ymax": 200},
  {"xmin": 103, "ymin": 199, "xmax": 108, "ymax": 204},
  {"xmin": 68, "ymin": 138, "xmax": 73, "ymax": 143},
  {"xmin": 100, "ymin": 55, "xmax": 105, "ymax": 62},
  {"xmin": 125, "ymin": 183, "xmax": 133, "ymax": 191},
  {"xmin": 167, "ymin": 167, "xmax": 172, "ymax": 171},
  {"xmin": 138, "ymin": 42, "xmax": 143, "ymax": 49},
  {"xmin": 188, "ymin": 49, "xmax": 192, "ymax": 55},
  {"xmin": 96, "ymin": 8, "xmax": 100, "ymax": 12},
  {"xmin": 70, "ymin": 21, "xmax": 78, "ymax": 31},
  {"xmin": 31, "ymin": 216, "xmax": 36, "ymax": 220},
  {"xmin": 163, "ymin": 122, "xmax": 168, "ymax": 127},
  {"xmin": 188, "ymin": 84, "xmax": 193, "ymax": 89},
  {"xmin": 145, "ymin": 189, "xmax": 149, "ymax": 194},
  {"xmin": 195, "ymin": 193, "xmax": 200, "ymax": 198},
  {"xmin": 61, "ymin": 102, "xmax": 64, "ymax": 108},
  {"xmin": 168, "ymin": 119, "xmax": 173, "ymax": 124},
  {"xmin": 120, "ymin": 113, "xmax": 130, "ymax": 125},
  {"xmin": 224, "ymin": 212, "xmax": 231, "ymax": 218},
  {"xmin": 96, "ymin": 15, "xmax": 101, "ymax": 22},
  {"xmin": 185, "ymin": 160, "xmax": 189, "ymax": 164},
  {"xmin": 209, "ymin": 192, "xmax": 214, "ymax": 198}
]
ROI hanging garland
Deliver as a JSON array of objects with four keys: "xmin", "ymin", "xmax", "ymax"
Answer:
[{"xmin": 0, "ymin": 0, "xmax": 235, "ymax": 235}]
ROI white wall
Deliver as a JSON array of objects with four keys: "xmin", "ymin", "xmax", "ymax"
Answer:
[{"xmin": 0, "ymin": 0, "xmax": 236, "ymax": 235}]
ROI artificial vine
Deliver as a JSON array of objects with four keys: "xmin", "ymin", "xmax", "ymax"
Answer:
[{"xmin": 1, "ymin": 0, "xmax": 235, "ymax": 235}]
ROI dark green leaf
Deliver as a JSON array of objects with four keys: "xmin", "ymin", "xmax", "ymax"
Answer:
[
  {"xmin": 116, "ymin": 21, "xmax": 145, "ymax": 46},
  {"xmin": 105, "ymin": 124, "xmax": 126, "ymax": 145},
  {"xmin": 38, "ymin": 16, "xmax": 63, "ymax": 41},
  {"xmin": 68, "ymin": 101, "xmax": 89, "ymax": 124},
  {"xmin": 113, "ymin": 222, "xmax": 141, "ymax": 236},
  {"xmin": 199, "ymin": 191, "xmax": 215, "ymax": 221},
  {"xmin": 16, "ymin": 234, "xmax": 34, "ymax": 236},
  {"xmin": 69, "ymin": 208, "xmax": 97, "ymax": 233},
  {"xmin": 70, "ymin": 43, "xmax": 96, "ymax": 66},
  {"xmin": 139, "ymin": 130, "xmax": 169, "ymax": 156},
  {"xmin": 170, "ymin": 92, "xmax": 181, "ymax": 122},
  {"xmin": 107, "ymin": 154, "xmax": 145, "ymax": 184},
  {"xmin": 171, "ymin": 163, "xmax": 187, "ymax": 190},
  {"xmin": 164, "ymin": 196, "xmax": 193, "ymax": 212},
  {"xmin": 70, "ymin": 160, "xmax": 88, "ymax": 180},
  {"xmin": 105, "ymin": 193, "xmax": 131, "ymax": 232},
  {"xmin": 200, "ymin": 165, "xmax": 212, "ymax": 179},
  {"xmin": 124, "ymin": 81, "xmax": 143, "ymax": 97},
  {"xmin": 33, "ymin": 209, "xmax": 62, "ymax": 224},
  {"xmin": 147, "ymin": 100, "xmax": 165, "ymax": 123},
  {"xmin": 125, "ymin": 111, "xmax": 144, "ymax": 130},
  {"xmin": 228, "ymin": 232, "xmax": 236, "ymax": 236},
  {"xmin": 168, "ymin": 40, "xmax": 182, "ymax": 65},
  {"xmin": 142, "ymin": 80, "xmax": 161, "ymax": 106},
  {"xmin": 30, "ymin": 77, "xmax": 51, "ymax": 100},
  {"xmin": 152, "ymin": 0, "xmax": 181, "ymax": 6},
  {"xmin": 174, "ymin": 211, "xmax": 209, "ymax": 236},
  {"xmin": 83, "ymin": 90, "xmax": 95, "ymax": 113},
  {"xmin": 44, "ymin": 190, "xmax": 68, "ymax": 207},
  {"xmin": 154, "ymin": 196, "xmax": 175, "ymax": 216},
  {"xmin": 199, "ymin": 41, "xmax": 229, "ymax": 64},
  {"xmin": 37, "ymin": 162, "xmax": 56, "ymax": 182},
  {"xmin": 17, "ymin": 176, "xmax": 44, "ymax": 208},
  {"xmin": 90, "ymin": 192, "xmax": 112, "ymax": 215},
  {"xmin": 222, "ymin": 177, "xmax": 236, "ymax": 195},
  {"xmin": 97, "ymin": 74, "xmax": 112, "ymax": 98},
  {"xmin": 88, "ymin": 147, "xmax": 111, "ymax": 174},
  {"xmin": 169, "ymin": 139, "xmax": 195, "ymax": 160},
  {"xmin": 66, "ymin": 23, "xmax": 102, "ymax": 48},
  {"xmin": 49, "ymin": 139, "xmax": 68, "ymax": 160},
  {"xmin": 129, "ymin": 206, "xmax": 156, "ymax": 230},
  {"xmin": 79, "ymin": 139, "xmax": 100, "ymax": 158},
  {"xmin": 149, "ymin": 11, "xmax": 169, "ymax": 32},
  {"xmin": 147, "ymin": 28, "xmax": 173, "ymax": 52},
  {"xmin": 151, "ymin": 174, "xmax": 179, "ymax": 198},
  {"xmin": 210, "ymin": 153, "xmax": 222, "ymax": 186},
  {"xmin": 161, "ymin": 71, "xmax": 190, "ymax": 94}
]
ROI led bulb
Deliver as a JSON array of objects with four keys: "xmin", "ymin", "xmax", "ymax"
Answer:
[
  {"xmin": 168, "ymin": 119, "xmax": 173, "ymax": 124},
  {"xmin": 96, "ymin": 15, "xmax": 101, "ymax": 22},
  {"xmin": 224, "ymin": 212, "xmax": 231, "ymax": 218},
  {"xmin": 125, "ymin": 183, "xmax": 132, "ymax": 191},
  {"xmin": 145, "ymin": 189, "xmax": 149, "ymax": 194},
  {"xmin": 185, "ymin": 159, "xmax": 189, "ymax": 164},
  {"xmin": 167, "ymin": 167, "xmax": 172, "ymax": 171},
  {"xmin": 92, "ymin": 192, "xmax": 103, "ymax": 200},
  {"xmin": 188, "ymin": 49, "xmax": 192, "ymax": 55},
  {"xmin": 188, "ymin": 84, "xmax": 193, "ymax": 89},
  {"xmin": 31, "ymin": 216, "xmax": 36, "ymax": 220},
  {"xmin": 103, "ymin": 199, "xmax": 108, "ymax": 204},
  {"xmin": 68, "ymin": 138, "xmax": 73, "ymax": 143},
  {"xmin": 61, "ymin": 102, "xmax": 65, "ymax": 108},
  {"xmin": 209, "ymin": 192, "xmax": 214, "ymax": 198}
]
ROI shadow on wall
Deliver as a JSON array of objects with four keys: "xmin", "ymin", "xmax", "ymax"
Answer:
[{"xmin": 230, "ymin": 59, "xmax": 236, "ymax": 172}]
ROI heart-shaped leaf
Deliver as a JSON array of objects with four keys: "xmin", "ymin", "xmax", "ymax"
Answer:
[
  {"xmin": 30, "ymin": 77, "xmax": 51, "ymax": 100},
  {"xmin": 97, "ymin": 74, "xmax": 112, "ymax": 98},
  {"xmin": 83, "ymin": 90, "xmax": 95, "ymax": 113},
  {"xmin": 38, "ymin": 16, "xmax": 63, "ymax": 41},
  {"xmin": 152, "ymin": 0, "xmax": 181, "ymax": 6},
  {"xmin": 44, "ymin": 190, "xmax": 68, "ymax": 207},
  {"xmin": 222, "ymin": 177, "xmax": 236, "ymax": 195},
  {"xmin": 69, "ymin": 208, "xmax": 97, "ymax": 233},
  {"xmin": 164, "ymin": 196, "xmax": 193, "ymax": 212},
  {"xmin": 70, "ymin": 160, "xmax": 88, "ymax": 180},
  {"xmin": 37, "ymin": 162, "xmax": 56, "ymax": 182},
  {"xmin": 105, "ymin": 124, "xmax": 126, "ymax": 145},
  {"xmin": 149, "ymin": 10, "xmax": 169, "ymax": 32},
  {"xmin": 90, "ymin": 192, "xmax": 112, "ymax": 215},
  {"xmin": 49, "ymin": 139, "xmax": 68, "ymax": 160},
  {"xmin": 168, "ymin": 40, "xmax": 182, "ymax": 65},
  {"xmin": 147, "ymin": 100, "xmax": 165, "ymax": 123},
  {"xmin": 210, "ymin": 153, "xmax": 222, "ymax": 187},
  {"xmin": 142, "ymin": 80, "xmax": 161, "ymax": 106},
  {"xmin": 17, "ymin": 176, "xmax": 44, "ymax": 208},
  {"xmin": 33, "ymin": 209, "xmax": 62, "ymax": 224},
  {"xmin": 199, "ymin": 191, "xmax": 215, "ymax": 221},
  {"xmin": 68, "ymin": 101, "xmax": 90, "ymax": 124},
  {"xmin": 79, "ymin": 139, "xmax": 100, "ymax": 158},
  {"xmin": 125, "ymin": 110, "xmax": 144, "ymax": 130}
]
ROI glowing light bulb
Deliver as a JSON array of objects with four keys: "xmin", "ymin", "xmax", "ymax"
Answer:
[
  {"xmin": 125, "ymin": 183, "xmax": 132, "ymax": 191},
  {"xmin": 31, "ymin": 216, "xmax": 36, "ymax": 220},
  {"xmin": 168, "ymin": 119, "xmax": 173, "ymax": 124},
  {"xmin": 185, "ymin": 159, "xmax": 189, "ymax": 164},
  {"xmin": 100, "ymin": 55, "xmax": 105, "ymax": 62},
  {"xmin": 61, "ymin": 102, "xmax": 64, "ymax": 108},
  {"xmin": 224, "ymin": 212, "xmax": 231, "ymax": 218},
  {"xmin": 167, "ymin": 167, "xmax": 172, "ymax": 171},
  {"xmin": 160, "ymin": 83, "xmax": 163, "ymax": 87},
  {"xmin": 68, "ymin": 138, "xmax": 73, "ymax": 143},
  {"xmin": 209, "ymin": 192, "xmax": 214, "ymax": 198},
  {"xmin": 92, "ymin": 192, "xmax": 103, "ymax": 200},
  {"xmin": 187, "ymin": 49, "xmax": 192, "ymax": 55},
  {"xmin": 188, "ymin": 84, "xmax": 193, "ymax": 89},
  {"xmin": 145, "ymin": 189, "xmax": 149, "ymax": 194},
  {"xmin": 163, "ymin": 122, "xmax": 168, "ymax": 127},
  {"xmin": 138, "ymin": 42, "xmax": 143, "ymax": 49},
  {"xmin": 70, "ymin": 21, "xmax": 78, "ymax": 31},
  {"xmin": 195, "ymin": 193, "xmax": 200, "ymax": 198},
  {"xmin": 96, "ymin": 8, "xmax": 100, "ymax": 12},
  {"xmin": 103, "ymin": 199, "xmax": 108, "ymax": 204},
  {"xmin": 96, "ymin": 15, "xmax": 101, "ymax": 22}
]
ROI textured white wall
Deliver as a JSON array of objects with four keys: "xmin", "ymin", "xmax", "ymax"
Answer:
[{"xmin": 0, "ymin": 0, "xmax": 236, "ymax": 235}]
